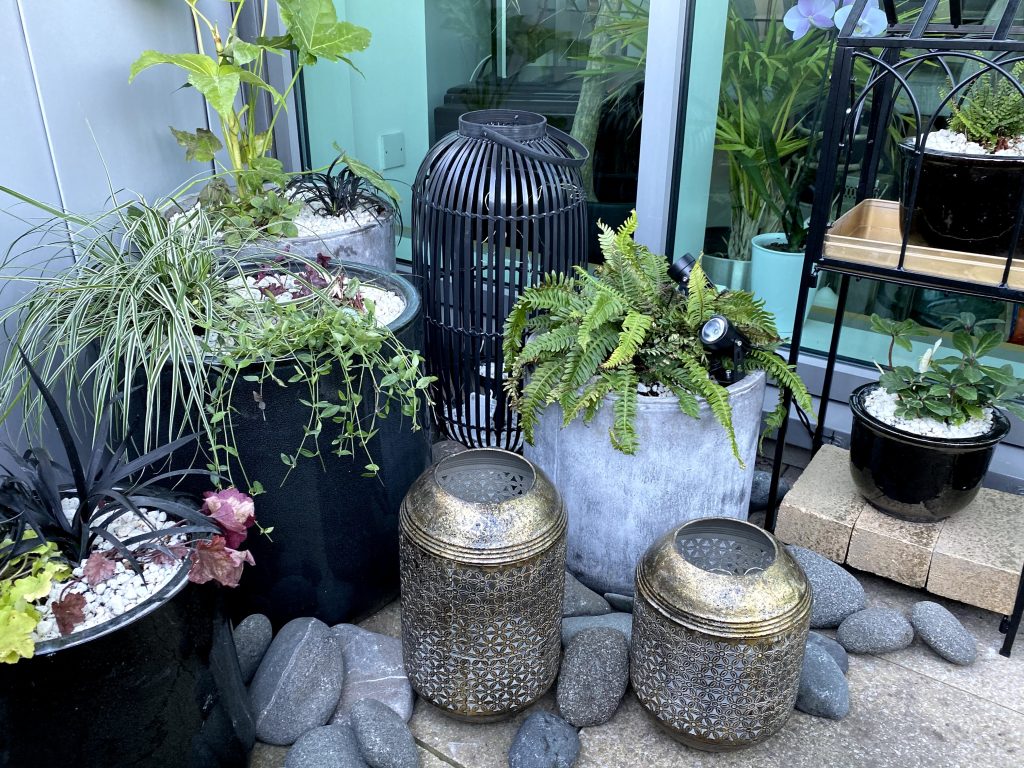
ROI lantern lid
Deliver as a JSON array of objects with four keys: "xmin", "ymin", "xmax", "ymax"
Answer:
[
  {"xmin": 636, "ymin": 518, "xmax": 810, "ymax": 638},
  {"xmin": 400, "ymin": 449, "xmax": 566, "ymax": 565}
]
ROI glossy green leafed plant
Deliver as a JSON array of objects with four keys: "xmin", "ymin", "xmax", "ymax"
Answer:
[
  {"xmin": 871, "ymin": 313, "xmax": 1024, "ymax": 425},
  {"xmin": 503, "ymin": 213, "xmax": 812, "ymax": 461},
  {"xmin": 130, "ymin": 0, "xmax": 371, "ymax": 233}
]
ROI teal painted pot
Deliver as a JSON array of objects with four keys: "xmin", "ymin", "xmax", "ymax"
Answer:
[
  {"xmin": 749, "ymin": 233, "xmax": 813, "ymax": 338},
  {"xmin": 701, "ymin": 254, "xmax": 750, "ymax": 292}
]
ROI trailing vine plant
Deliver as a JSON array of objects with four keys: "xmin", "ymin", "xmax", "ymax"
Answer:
[{"xmin": 503, "ymin": 213, "xmax": 813, "ymax": 462}]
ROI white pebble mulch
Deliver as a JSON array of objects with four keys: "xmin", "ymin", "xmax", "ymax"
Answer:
[
  {"xmin": 226, "ymin": 273, "xmax": 405, "ymax": 326},
  {"xmin": 864, "ymin": 386, "xmax": 994, "ymax": 439},
  {"xmin": 30, "ymin": 500, "xmax": 186, "ymax": 644},
  {"xmin": 923, "ymin": 128, "xmax": 1024, "ymax": 157},
  {"xmin": 292, "ymin": 203, "xmax": 383, "ymax": 238}
]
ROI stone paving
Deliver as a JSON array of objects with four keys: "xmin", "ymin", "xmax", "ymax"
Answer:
[{"xmin": 250, "ymin": 571, "xmax": 1024, "ymax": 768}]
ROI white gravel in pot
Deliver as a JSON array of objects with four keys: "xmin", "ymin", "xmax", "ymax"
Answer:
[
  {"xmin": 292, "ymin": 203, "xmax": 385, "ymax": 238},
  {"xmin": 225, "ymin": 274, "xmax": 406, "ymax": 326},
  {"xmin": 864, "ymin": 386, "xmax": 994, "ymax": 439},
  {"xmin": 30, "ymin": 500, "xmax": 187, "ymax": 644},
  {"xmin": 923, "ymin": 128, "xmax": 1024, "ymax": 157}
]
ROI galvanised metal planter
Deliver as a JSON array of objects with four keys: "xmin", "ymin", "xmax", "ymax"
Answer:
[
  {"xmin": 848, "ymin": 383, "xmax": 1011, "ymax": 522},
  {"xmin": 524, "ymin": 370, "xmax": 766, "ymax": 596},
  {"xmin": 399, "ymin": 449, "xmax": 566, "ymax": 721},
  {"xmin": 631, "ymin": 518, "xmax": 810, "ymax": 752},
  {"xmin": 275, "ymin": 209, "xmax": 397, "ymax": 273},
  {"xmin": 0, "ymin": 569, "xmax": 253, "ymax": 767}
]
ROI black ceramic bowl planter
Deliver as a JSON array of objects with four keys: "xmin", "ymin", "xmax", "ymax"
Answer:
[
  {"xmin": 0, "ymin": 566, "xmax": 253, "ymax": 767},
  {"xmin": 848, "ymin": 383, "xmax": 1012, "ymax": 522},
  {"xmin": 218, "ymin": 265, "xmax": 430, "ymax": 628},
  {"xmin": 899, "ymin": 141, "xmax": 1024, "ymax": 254}
]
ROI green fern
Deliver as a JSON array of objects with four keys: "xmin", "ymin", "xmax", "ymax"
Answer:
[
  {"xmin": 948, "ymin": 61, "xmax": 1024, "ymax": 149},
  {"xmin": 503, "ymin": 211, "xmax": 813, "ymax": 462}
]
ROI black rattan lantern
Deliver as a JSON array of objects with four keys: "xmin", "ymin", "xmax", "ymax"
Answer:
[{"xmin": 412, "ymin": 110, "xmax": 588, "ymax": 449}]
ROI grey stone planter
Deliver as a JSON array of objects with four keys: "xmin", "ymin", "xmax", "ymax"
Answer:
[
  {"xmin": 280, "ymin": 211, "xmax": 397, "ymax": 273},
  {"xmin": 524, "ymin": 371, "xmax": 766, "ymax": 596}
]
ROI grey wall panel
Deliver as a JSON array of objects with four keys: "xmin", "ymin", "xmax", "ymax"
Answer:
[{"xmin": 13, "ymin": 0, "xmax": 211, "ymax": 213}]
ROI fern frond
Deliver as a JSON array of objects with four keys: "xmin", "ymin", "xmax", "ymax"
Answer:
[
  {"xmin": 515, "ymin": 360, "xmax": 564, "ymax": 446},
  {"xmin": 578, "ymin": 289, "xmax": 625, "ymax": 348},
  {"xmin": 603, "ymin": 311, "xmax": 653, "ymax": 369},
  {"xmin": 607, "ymin": 367, "xmax": 639, "ymax": 454},
  {"xmin": 680, "ymin": 354, "xmax": 741, "ymax": 465}
]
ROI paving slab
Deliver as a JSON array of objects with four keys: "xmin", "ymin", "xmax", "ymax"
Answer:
[
  {"xmin": 577, "ymin": 654, "xmax": 1024, "ymax": 768},
  {"xmin": 847, "ymin": 505, "xmax": 943, "ymax": 588},
  {"xmin": 775, "ymin": 445, "xmax": 862, "ymax": 562},
  {"xmin": 409, "ymin": 694, "xmax": 558, "ymax": 768},
  {"xmin": 927, "ymin": 489, "xmax": 1024, "ymax": 615}
]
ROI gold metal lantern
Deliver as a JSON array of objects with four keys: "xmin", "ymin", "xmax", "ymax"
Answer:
[
  {"xmin": 631, "ymin": 518, "xmax": 811, "ymax": 751},
  {"xmin": 399, "ymin": 449, "xmax": 566, "ymax": 721}
]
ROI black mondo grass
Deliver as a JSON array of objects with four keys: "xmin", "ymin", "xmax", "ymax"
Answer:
[
  {"xmin": 0, "ymin": 352, "xmax": 217, "ymax": 574},
  {"xmin": 287, "ymin": 152, "xmax": 402, "ymax": 233}
]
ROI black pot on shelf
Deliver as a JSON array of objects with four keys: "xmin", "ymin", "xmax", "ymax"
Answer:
[
  {"xmin": 899, "ymin": 140, "xmax": 1024, "ymax": 255},
  {"xmin": 848, "ymin": 383, "xmax": 1011, "ymax": 522},
  {"xmin": 144, "ymin": 264, "xmax": 430, "ymax": 629},
  {"xmin": 0, "ymin": 569, "xmax": 253, "ymax": 768}
]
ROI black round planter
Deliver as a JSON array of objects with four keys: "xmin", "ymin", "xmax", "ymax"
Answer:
[
  {"xmin": 899, "ymin": 140, "xmax": 1024, "ymax": 254},
  {"xmin": 848, "ymin": 383, "xmax": 1011, "ymax": 522},
  {"xmin": 223, "ymin": 265, "xmax": 430, "ymax": 628},
  {"xmin": 137, "ymin": 264, "xmax": 430, "ymax": 628},
  {"xmin": 0, "ymin": 568, "xmax": 253, "ymax": 767}
]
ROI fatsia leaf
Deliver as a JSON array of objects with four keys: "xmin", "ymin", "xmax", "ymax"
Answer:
[
  {"xmin": 82, "ymin": 552, "xmax": 116, "ymax": 586},
  {"xmin": 129, "ymin": 51, "xmax": 216, "ymax": 82},
  {"xmin": 52, "ymin": 592, "xmax": 86, "ymax": 636},
  {"xmin": 170, "ymin": 127, "xmax": 223, "ymax": 163},
  {"xmin": 278, "ymin": 0, "xmax": 371, "ymax": 66},
  {"xmin": 188, "ymin": 536, "xmax": 254, "ymax": 588}
]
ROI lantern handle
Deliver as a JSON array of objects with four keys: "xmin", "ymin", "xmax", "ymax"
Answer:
[{"xmin": 479, "ymin": 124, "xmax": 589, "ymax": 168}]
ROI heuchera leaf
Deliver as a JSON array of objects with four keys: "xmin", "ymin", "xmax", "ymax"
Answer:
[
  {"xmin": 202, "ymin": 488, "xmax": 255, "ymax": 549},
  {"xmin": 82, "ymin": 552, "xmax": 116, "ymax": 586},
  {"xmin": 188, "ymin": 536, "xmax": 254, "ymax": 588},
  {"xmin": 150, "ymin": 544, "xmax": 190, "ymax": 566},
  {"xmin": 52, "ymin": 592, "xmax": 86, "ymax": 636}
]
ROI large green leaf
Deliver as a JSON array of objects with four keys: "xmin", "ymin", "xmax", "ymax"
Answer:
[
  {"xmin": 129, "ymin": 51, "xmax": 216, "ymax": 82},
  {"xmin": 189, "ymin": 70, "xmax": 241, "ymax": 119},
  {"xmin": 278, "ymin": 0, "xmax": 371, "ymax": 66}
]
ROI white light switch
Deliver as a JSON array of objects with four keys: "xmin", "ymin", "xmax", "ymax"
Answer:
[{"xmin": 378, "ymin": 131, "xmax": 406, "ymax": 170}]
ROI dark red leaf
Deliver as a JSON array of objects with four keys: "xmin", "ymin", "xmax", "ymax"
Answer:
[
  {"xmin": 82, "ymin": 552, "xmax": 116, "ymax": 586},
  {"xmin": 188, "ymin": 536, "xmax": 254, "ymax": 588},
  {"xmin": 149, "ymin": 544, "xmax": 190, "ymax": 566},
  {"xmin": 52, "ymin": 592, "xmax": 87, "ymax": 636}
]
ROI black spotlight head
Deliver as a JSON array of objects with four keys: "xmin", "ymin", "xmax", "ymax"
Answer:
[
  {"xmin": 668, "ymin": 253, "xmax": 697, "ymax": 288},
  {"xmin": 700, "ymin": 314, "xmax": 750, "ymax": 384}
]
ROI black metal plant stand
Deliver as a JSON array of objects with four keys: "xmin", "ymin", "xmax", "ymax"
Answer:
[{"xmin": 763, "ymin": 0, "xmax": 1024, "ymax": 656}]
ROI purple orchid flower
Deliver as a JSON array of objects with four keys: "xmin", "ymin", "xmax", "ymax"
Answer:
[
  {"xmin": 833, "ymin": 0, "xmax": 888, "ymax": 37},
  {"xmin": 783, "ymin": 0, "xmax": 837, "ymax": 40}
]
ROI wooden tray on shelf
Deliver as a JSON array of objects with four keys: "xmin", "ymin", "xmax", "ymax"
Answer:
[{"xmin": 823, "ymin": 199, "xmax": 1024, "ymax": 291}]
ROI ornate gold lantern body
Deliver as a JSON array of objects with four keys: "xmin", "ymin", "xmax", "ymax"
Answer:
[
  {"xmin": 631, "ymin": 518, "xmax": 810, "ymax": 751},
  {"xmin": 399, "ymin": 449, "xmax": 566, "ymax": 721}
]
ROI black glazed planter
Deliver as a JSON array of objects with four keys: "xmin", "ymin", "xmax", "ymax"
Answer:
[
  {"xmin": 219, "ymin": 265, "xmax": 430, "ymax": 628},
  {"xmin": 142, "ymin": 264, "xmax": 430, "ymax": 628},
  {"xmin": 848, "ymin": 383, "xmax": 1011, "ymax": 522},
  {"xmin": 899, "ymin": 140, "xmax": 1024, "ymax": 254},
  {"xmin": 0, "ymin": 567, "xmax": 253, "ymax": 768}
]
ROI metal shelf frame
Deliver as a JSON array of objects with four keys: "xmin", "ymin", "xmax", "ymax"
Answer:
[{"xmin": 763, "ymin": 0, "xmax": 1024, "ymax": 657}]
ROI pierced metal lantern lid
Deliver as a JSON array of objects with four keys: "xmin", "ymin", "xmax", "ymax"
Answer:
[
  {"xmin": 636, "ymin": 518, "xmax": 810, "ymax": 639},
  {"xmin": 400, "ymin": 449, "xmax": 566, "ymax": 565}
]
